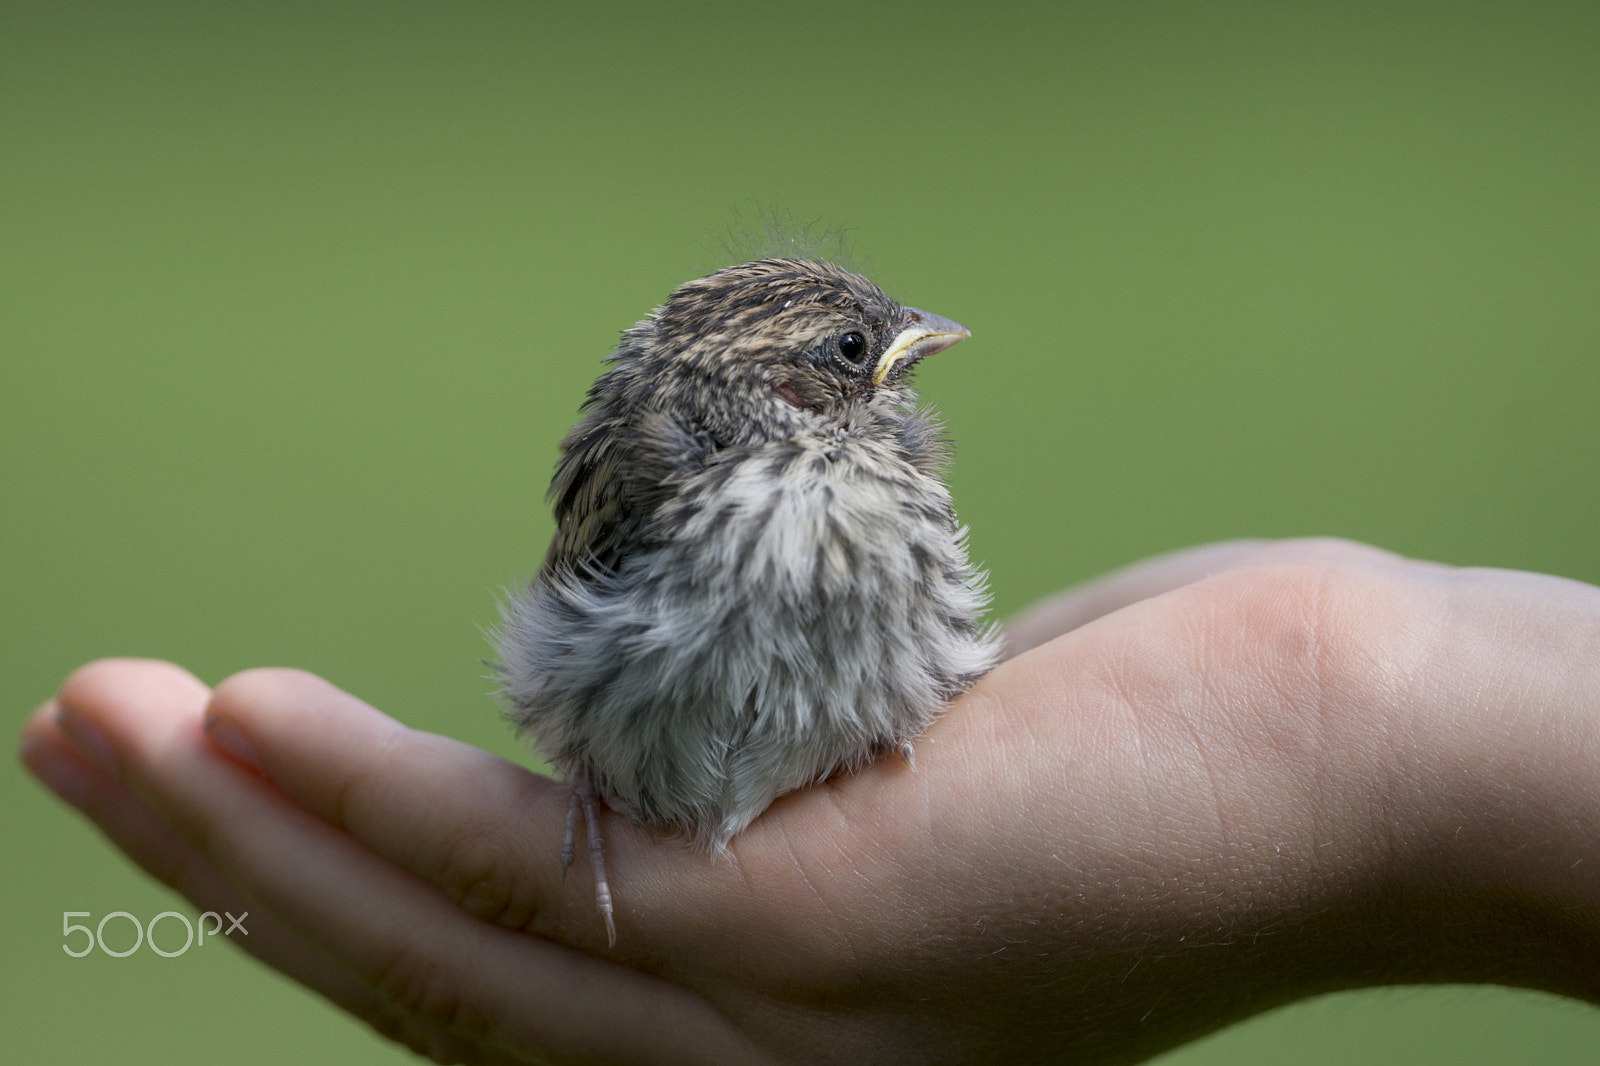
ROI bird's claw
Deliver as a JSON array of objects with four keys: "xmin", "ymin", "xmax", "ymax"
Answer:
[
  {"xmin": 566, "ymin": 777, "xmax": 617, "ymax": 947},
  {"xmin": 561, "ymin": 789, "xmax": 581, "ymax": 879}
]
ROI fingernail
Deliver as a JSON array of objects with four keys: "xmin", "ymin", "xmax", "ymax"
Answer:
[
  {"xmin": 204, "ymin": 716, "xmax": 262, "ymax": 773},
  {"xmin": 55, "ymin": 706, "xmax": 118, "ymax": 774},
  {"xmin": 19, "ymin": 736, "xmax": 98, "ymax": 810}
]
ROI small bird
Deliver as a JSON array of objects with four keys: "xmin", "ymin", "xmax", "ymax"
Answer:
[{"xmin": 494, "ymin": 258, "xmax": 999, "ymax": 944}]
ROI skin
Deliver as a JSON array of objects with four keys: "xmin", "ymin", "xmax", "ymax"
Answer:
[{"xmin": 18, "ymin": 537, "xmax": 1600, "ymax": 1064}]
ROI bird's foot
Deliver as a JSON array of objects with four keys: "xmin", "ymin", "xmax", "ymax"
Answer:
[
  {"xmin": 897, "ymin": 739, "xmax": 917, "ymax": 771},
  {"xmin": 560, "ymin": 789, "xmax": 579, "ymax": 877},
  {"xmin": 566, "ymin": 776, "xmax": 616, "ymax": 947}
]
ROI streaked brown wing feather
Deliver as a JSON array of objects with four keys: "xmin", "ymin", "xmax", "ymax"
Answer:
[{"xmin": 540, "ymin": 405, "xmax": 718, "ymax": 580}]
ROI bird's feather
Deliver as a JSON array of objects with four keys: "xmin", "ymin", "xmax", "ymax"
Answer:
[{"xmin": 499, "ymin": 258, "xmax": 998, "ymax": 850}]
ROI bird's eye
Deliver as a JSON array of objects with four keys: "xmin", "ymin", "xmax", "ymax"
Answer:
[{"xmin": 836, "ymin": 331, "xmax": 868, "ymax": 364}]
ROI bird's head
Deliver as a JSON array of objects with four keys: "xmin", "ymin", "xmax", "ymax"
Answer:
[{"xmin": 608, "ymin": 258, "xmax": 969, "ymax": 445}]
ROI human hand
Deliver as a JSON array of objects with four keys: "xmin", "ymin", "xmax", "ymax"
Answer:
[{"xmin": 20, "ymin": 538, "xmax": 1600, "ymax": 1064}]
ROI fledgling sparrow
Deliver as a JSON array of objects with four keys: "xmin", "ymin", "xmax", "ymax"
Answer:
[{"xmin": 494, "ymin": 258, "xmax": 999, "ymax": 944}]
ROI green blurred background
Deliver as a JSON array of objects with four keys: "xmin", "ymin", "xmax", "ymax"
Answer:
[{"xmin": 4, "ymin": 1, "xmax": 1598, "ymax": 1061}]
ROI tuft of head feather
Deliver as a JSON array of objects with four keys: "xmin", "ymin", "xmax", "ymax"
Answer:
[{"xmin": 709, "ymin": 203, "xmax": 870, "ymax": 278}]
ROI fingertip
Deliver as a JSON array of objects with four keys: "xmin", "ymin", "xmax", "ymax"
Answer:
[
  {"xmin": 56, "ymin": 658, "xmax": 210, "ymax": 718},
  {"xmin": 204, "ymin": 669, "xmax": 338, "ymax": 777},
  {"xmin": 21, "ymin": 698, "xmax": 61, "ymax": 742},
  {"xmin": 209, "ymin": 666, "xmax": 362, "ymax": 723},
  {"xmin": 17, "ymin": 701, "xmax": 58, "ymax": 765},
  {"xmin": 211, "ymin": 665, "xmax": 321, "ymax": 703},
  {"xmin": 207, "ymin": 666, "xmax": 404, "ymax": 750},
  {"xmin": 18, "ymin": 725, "xmax": 103, "ymax": 811},
  {"xmin": 19, "ymin": 700, "xmax": 91, "ymax": 789},
  {"xmin": 203, "ymin": 714, "xmax": 264, "ymax": 774}
]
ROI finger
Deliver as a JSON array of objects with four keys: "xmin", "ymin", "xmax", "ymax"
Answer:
[
  {"xmin": 55, "ymin": 659, "xmax": 758, "ymax": 1064},
  {"xmin": 194, "ymin": 666, "xmax": 1017, "ymax": 1001},
  {"xmin": 36, "ymin": 665, "xmax": 548, "ymax": 1066},
  {"xmin": 19, "ymin": 695, "xmax": 384, "ymax": 1028},
  {"xmin": 204, "ymin": 668, "xmax": 580, "ymax": 932},
  {"xmin": 200, "ymin": 668, "xmax": 721, "ymax": 950},
  {"xmin": 1003, "ymin": 536, "xmax": 1413, "ymax": 654}
]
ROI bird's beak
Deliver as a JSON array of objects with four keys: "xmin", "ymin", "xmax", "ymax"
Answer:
[{"xmin": 872, "ymin": 309, "xmax": 971, "ymax": 386}]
